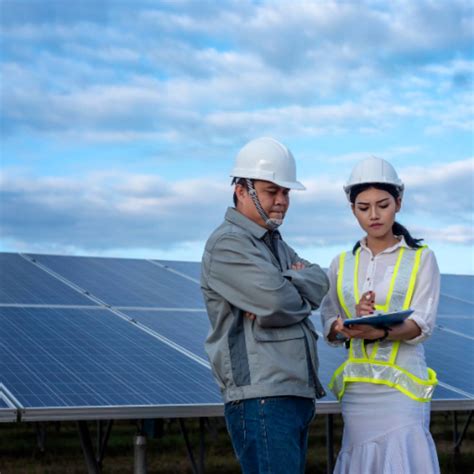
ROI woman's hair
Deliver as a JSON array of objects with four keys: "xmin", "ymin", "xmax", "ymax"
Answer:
[{"xmin": 349, "ymin": 182, "xmax": 423, "ymax": 254}]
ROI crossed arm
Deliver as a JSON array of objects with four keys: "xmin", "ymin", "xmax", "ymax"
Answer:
[{"xmin": 208, "ymin": 233, "xmax": 329, "ymax": 327}]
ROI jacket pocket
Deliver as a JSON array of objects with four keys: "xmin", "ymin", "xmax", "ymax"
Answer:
[{"xmin": 252, "ymin": 322, "xmax": 305, "ymax": 342}]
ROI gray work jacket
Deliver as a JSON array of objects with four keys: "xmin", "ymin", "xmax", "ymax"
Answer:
[{"xmin": 201, "ymin": 207, "xmax": 329, "ymax": 403}]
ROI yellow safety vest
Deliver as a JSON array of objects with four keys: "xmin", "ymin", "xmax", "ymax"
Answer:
[{"xmin": 329, "ymin": 245, "xmax": 438, "ymax": 402}]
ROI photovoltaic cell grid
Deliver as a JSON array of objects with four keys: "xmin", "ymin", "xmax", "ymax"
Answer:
[
  {"xmin": 28, "ymin": 254, "xmax": 205, "ymax": 309},
  {"xmin": 121, "ymin": 309, "xmax": 209, "ymax": 361},
  {"xmin": 0, "ymin": 253, "xmax": 472, "ymax": 421},
  {"xmin": 440, "ymin": 274, "xmax": 474, "ymax": 303},
  {"xmin": 425, "ymin": 331, "xmax": 474, "ymax": 395},
  {"xmin": 0, "ymin": 254, "xmax": 219, "ymax": 421},
  {"xmin": 0, "ymin": 253, "xmax": 94, "ymax": 306},
  {"xmin": 155, "ymin": 260, "xmax": 202, "ymax": 282},
  {"xmin": 436, "ymin": 317, "xmax": 474, "ymax": 335},
  {"xmin": 437, "ymin": 274, "xmax": 474, "ymax": 339},
  {"xmin": 0, "ymin": 307, "xmax": 220, "ymax": 412}
]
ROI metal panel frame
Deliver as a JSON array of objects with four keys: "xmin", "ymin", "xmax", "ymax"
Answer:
[
  {"xmin": 16, "ymin": 398, "xmax": 474, "ymax": 422},
  {"xmin": 20, "ymin": 403, "xmax": 225, "ymax": 422},
  {"xmin": 0, "ymin": 384, "xmax": 19, "ymax": 422}
]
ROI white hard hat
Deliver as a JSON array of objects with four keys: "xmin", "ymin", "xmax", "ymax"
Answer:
[
  {"xmin": 230, "ymin": 137, "xmax": 305, "ymax": 190},
  {"xmin": 343, "ymin": 156, "xmax": 404, "ymax": 199}
]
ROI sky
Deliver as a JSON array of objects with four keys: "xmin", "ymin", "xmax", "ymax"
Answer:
[{"xmin": 1, "ymin": 0, "xmax": 473, "ymax": 275}]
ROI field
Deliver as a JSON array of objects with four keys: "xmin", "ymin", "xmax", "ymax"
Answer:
[{"xmin": 0, "ymin": 411, "xmax": 472, "ymax": 473}]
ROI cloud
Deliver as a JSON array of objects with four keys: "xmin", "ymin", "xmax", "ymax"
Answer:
[
  {"xmin": 1, "ymin": 159, "xmax": 472, "ymax": 256},
  {"xmin": 415, "ymin": 225, "xmax": 473, "ymax": 244},
  {"xmin": 1, "ymin": 1, "xmax": 472, "ymax": 143},
  {"xmin": 401, "ymin": 158, "xmax": 474, "ymax": 219},
  {"xmin": 0, "ymin": 171, "xmax": 229, "ymax": 253},
  {"xmin": 0, "ymin": 0, "xmax": 472, "ymax": 271}
]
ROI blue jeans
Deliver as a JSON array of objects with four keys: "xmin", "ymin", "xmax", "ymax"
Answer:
[{"xmin": 224, "ymin": 396, "xmax": 316, "ymax": 474}]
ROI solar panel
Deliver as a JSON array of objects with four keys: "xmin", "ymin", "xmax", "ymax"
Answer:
[
  {"xmin": 437, "ymin": 296, "xmax": 473, "ymax": 317},
  {"xmin": 437, "ymin": 316, "xmax": 474, "ymax": 336},
  {"xmin": 0, "ymin": 252, "xmax": 472, "ymax": 423},
  {"xmin": 0, "ymin": 253, "xmax": 94, "ymax": 306},
  {"xmin": 431, "ymin": 384, "xmax": 468, "ymax": 400},
  {"xmin": 28, "ymin": 254, "xmax": 205, "ymax": 309},
  {"xmin": 425, "ymin": 329, "xmax": 474, "ymax": 396},
  {"xmin": 0, "ymin": 306, "xmax": 221, "ymax": 420},
  {"xmin": 120, "ymin": 309, "xmax": 210, "ymax": 360},
  {"xmin": 155, "ymin": 260, "xmax": 201, "ymax": 282},
  {"xmin": 441, "ymin": 274, "xmax": 474, "ymax": 303}
]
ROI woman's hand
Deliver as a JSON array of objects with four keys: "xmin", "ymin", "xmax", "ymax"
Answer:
[
  {"xmin": 328, "ymin": 317, "xmax": 352, "ymax": 341},
  {"xmin": 330, "ymin": 318, "xmax": 386, "ymax": 341},
  {"xmin": 342, "ymin": 323, "xmax": 386, "ymax": 340},
  {"xmin": 356, "ymin": 291, "xmax": 375, "ymax": 316}
]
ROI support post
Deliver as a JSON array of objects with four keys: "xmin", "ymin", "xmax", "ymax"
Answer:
[
  {"xmin": 35, "ymin": 422, "xmax": 46, "ymax": 452},
  {"xmin": 77, "ymin": 421, "xmax": 101, "ymax": 474},
  {"xmin": 97, "ymin": 420, "xmax": 113, "ymax": 468},
  {"xmin": 452, "ymin": 411, "xmax": 459, "ymax": 454},
  {"xmin": 134, "ymin": 430, "xmax": 147, "ymax": 474},
  {"xmin": 179, "ymin": 418, "xmax": 199, "ymax": 474},
  {"xmin": 326, "ymin": 414, "xmax": 334, "ymax": 474},
  {"xmin": 454, "ymin": 410, "xmax": 473, "ymax": 453},
  {"xmin": 199, "ymin": 418, "xmax": 206, "ymax": 474}
]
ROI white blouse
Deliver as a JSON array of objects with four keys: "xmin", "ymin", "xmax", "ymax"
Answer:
[{"xmin": 320, "ymin": 236, "xmax": 440, "ymax": 348}]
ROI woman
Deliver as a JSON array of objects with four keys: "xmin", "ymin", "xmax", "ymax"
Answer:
[{"xmin": 321, "ymin": 156, "xmax": 440, "ymax": 473}]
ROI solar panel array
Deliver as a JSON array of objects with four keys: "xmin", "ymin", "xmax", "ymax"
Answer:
[
  {"xmin": 0, "ymin": 253, "xmax": 219, "ymax": 421},
  {"xmin": 0, "ymin": 253, "xmax": 472, "ymax": 422}
]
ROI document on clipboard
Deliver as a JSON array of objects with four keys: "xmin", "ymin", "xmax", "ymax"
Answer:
[{"xmin": 343, "ymin": 309, "xmax": 413, "ymax": 328}]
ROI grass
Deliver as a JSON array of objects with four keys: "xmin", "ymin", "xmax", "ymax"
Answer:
[{"xmin": 0, "ymin": 412, "xmax": 472, "ymax": 473}]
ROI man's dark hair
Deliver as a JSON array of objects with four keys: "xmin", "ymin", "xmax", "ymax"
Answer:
[{"xmin": 232, "ymin": 178, "xmax": 249, "ymax": 206}]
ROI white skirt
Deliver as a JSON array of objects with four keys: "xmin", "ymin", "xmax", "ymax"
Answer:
[{"xmin": 334, "ymin": 383, "xmax": 440, "ymax": 474}]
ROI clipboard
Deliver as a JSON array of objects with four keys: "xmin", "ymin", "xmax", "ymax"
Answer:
[{"xmin": 343, "ymin": 309, "xmax": 413, "ymax": 328}]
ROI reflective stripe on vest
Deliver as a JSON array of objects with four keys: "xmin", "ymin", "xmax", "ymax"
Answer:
[{"xmin": 328, "ymin": 245, "xmax": 438, "ymax": 402}]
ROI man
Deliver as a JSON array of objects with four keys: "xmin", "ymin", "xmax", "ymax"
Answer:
[{"xmin": 201, "ymin": 137, "xmax": 329, "ymax": 473}]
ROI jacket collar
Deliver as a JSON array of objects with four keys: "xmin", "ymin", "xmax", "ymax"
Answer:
[{"xmin": 225, "ymin": 207, "xmax": 268, "ymax": 239}]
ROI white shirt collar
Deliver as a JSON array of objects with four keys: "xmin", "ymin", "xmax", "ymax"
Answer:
[{"xmin": 359, "ymin": 235, "xmax": 409, "ymax": 256}]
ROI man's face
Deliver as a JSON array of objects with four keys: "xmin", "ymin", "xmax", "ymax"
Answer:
[{"xmin": 235, "ymin": 180, "xmax": 290, "ymax": 228}]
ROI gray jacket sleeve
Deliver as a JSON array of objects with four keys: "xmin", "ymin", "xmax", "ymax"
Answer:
[
  {"xmin": 282, "ymin": 247, "xmax": 329, "ymax": 309},
  {"xmin": 207, "ymin": 233, "xmax": 329, "ymax": 328}
]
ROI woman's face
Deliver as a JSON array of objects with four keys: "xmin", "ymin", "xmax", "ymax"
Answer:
[{"xmin": 351, "ymin": 187, "xmax": 401, "ymax": 239}]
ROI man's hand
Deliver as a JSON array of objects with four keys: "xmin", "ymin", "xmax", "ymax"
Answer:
[
  {"xmin": 291, "ymin": 262, "xmax": 305, "ymax": 271},
  {"xmin": 244, "ymin": 311, "xmax": 256, "ymax": 321}
]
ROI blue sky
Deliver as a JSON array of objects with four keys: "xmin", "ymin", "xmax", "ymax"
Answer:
[{"xmin": 1, "ymin": 0, "xmax": 473, "ymax": 274}]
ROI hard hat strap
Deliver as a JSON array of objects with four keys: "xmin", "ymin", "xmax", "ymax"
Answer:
[{"xmin": 245, "ymin": 179, "xmax": 282, "ymax": 230}]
